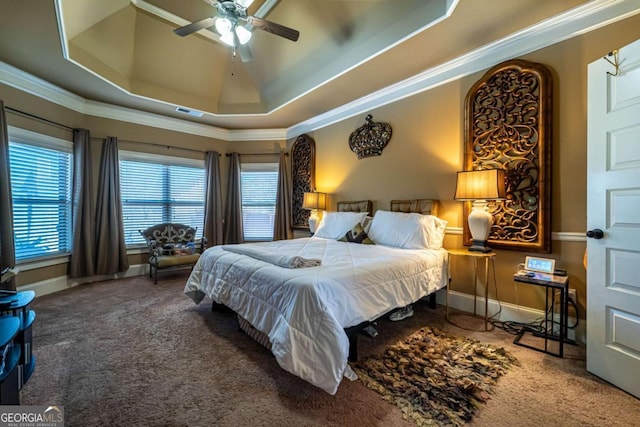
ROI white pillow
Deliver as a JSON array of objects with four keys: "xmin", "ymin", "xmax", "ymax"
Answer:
[
  {"xmin": 368, "ymin": 210, "xmax": 447, "ymax": 249},
  {"xmin": 423, "ymin": 215, "xmax": 448, "ymax": 249},
  {"xmin": 314, "ymin": 211, "xmax": 368, "ymax": 239}
]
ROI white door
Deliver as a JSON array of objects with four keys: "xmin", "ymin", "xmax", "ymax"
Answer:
[{"xmin": 587, "ymin": 38, "xmax": 640, "ymax": 399}]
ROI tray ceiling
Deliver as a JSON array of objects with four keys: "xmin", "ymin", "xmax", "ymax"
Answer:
[
  {"xmin": 57, "ymin": 0, "xmax": 455, "ymax": 115},
  {"xmin": 1, "ymin": 0, "xmax": 635, "ymax": 137}
]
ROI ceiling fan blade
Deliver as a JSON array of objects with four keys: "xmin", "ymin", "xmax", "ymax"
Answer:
[
  {"xmin": 247, "ymin": 16, "xmax": 299, "ymax": 42},
  {"xmin": 233, "ymin": 31, "xmax": 253, "ymax": 62},
  {"xmin": 237, "ymin": 43, "xmax": 253, "ymax": 62},
  {"xmin": 174, "ymin": 17, "xmax": 217, "ymax": 37}
]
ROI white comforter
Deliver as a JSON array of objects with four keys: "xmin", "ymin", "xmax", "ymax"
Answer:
[{"xmin": 184, "ymin": 237, "xmax": 447, "ymax": 395}]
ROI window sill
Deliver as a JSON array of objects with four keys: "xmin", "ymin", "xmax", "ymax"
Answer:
[
  {"xmin": 13, "ymin": 244, "xmax": 203, "ymax": 271},
  {"xmin": 126, "ymin": 245, "xmax": 149, "ymax": 255},
  {"xmin": 16, "ymin": 255, "xmax": 70, "ymax": 271}
]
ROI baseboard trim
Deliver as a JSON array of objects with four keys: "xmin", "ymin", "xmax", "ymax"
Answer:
[
  {"xmin": 17, "ymin": 264, "xmax": 148, "ymax": 297},
  {"xmin": 434, "ymin": 289, "xmax": 585, "ymax": 343}
]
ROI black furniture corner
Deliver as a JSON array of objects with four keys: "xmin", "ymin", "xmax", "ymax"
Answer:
[
  {"xmin": 345, "ymin": 293, "xmax": 437, "ymax": 362},
  {"xmin": 0, "ymin": 290, "xmax": 36, "ymax": 404}
]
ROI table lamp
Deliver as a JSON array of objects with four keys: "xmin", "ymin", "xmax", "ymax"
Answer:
[
  {"xmin": 454, "ymin": 169, "xmax": 506, "ymax": 253},
  {"xmin": 302, "ymin": 192, "xmax": 327, "ymax": 233}
]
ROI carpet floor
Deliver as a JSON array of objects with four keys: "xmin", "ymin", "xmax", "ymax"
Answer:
[{"xmin": 20, "ymin": 273, "xmax": 640, "ymax": 426}]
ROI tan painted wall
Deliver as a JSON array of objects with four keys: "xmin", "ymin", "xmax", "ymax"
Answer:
[
  {"xmin": 2, "ymin": 13, "xmax": 640, "ymax": 319},
  {"xmin": 0, "ymin": 85, "xmax": 286, "ymax": 285},
  {"xmin": 305, "ymin": 13, "xmax": 640, "ymax": 318}
]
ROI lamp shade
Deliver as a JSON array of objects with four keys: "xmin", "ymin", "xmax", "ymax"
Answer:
[
  {"xmin": 302, "ymin": 192, "xmax": 327, "ymax": 210},
  {"xmin": 454, "ymin": 169, "xmax": 506, "ymax": 201}
]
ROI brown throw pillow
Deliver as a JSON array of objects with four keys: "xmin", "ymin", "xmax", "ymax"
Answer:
[{"xmin": 339, "ymin": 223, "xmax": 374, "ymax": 244}]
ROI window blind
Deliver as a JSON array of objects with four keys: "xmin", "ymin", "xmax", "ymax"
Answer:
[
  {"xmin": 240, "ymin": 162, "xmax": 279, "ymax": 241},
  {"xmin": 119, "ymin": 154, "xmax": 205, "ymax": 246},
  {"xmin": 9, "ymin": 141, "xmax": 73, "ymax": 261}
]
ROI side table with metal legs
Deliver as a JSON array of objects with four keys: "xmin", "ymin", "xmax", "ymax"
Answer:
[{"xmin": 446, "ymin": 248, "xmax": 496, "ymax": 331}]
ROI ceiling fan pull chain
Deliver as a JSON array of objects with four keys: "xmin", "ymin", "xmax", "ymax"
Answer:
[{"xmin": 231, "ymin": 47, "xmax": 237, "ymax": 77}]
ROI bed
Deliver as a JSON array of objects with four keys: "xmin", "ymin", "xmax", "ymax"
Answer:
[{"xmin": 184, "ymin": 199, "xmax": 448, "ymax": 395}]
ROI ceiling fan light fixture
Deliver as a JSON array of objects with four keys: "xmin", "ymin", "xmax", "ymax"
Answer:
[
  {"xmin": 174, "ymin": 1, "xmax": 299, "ymax": 46},
  {"xmin": 220, "ymin": 31, "xmax": 235, "ymax": 47},
  {"xmin": 235, "ymin": 0, "xmax": 255, "ymax": 8},
  {"xmin": 235, "ymin": 26, "xmax": 252, "ymax": 45},
  {"xmin": 215, "ymin": 17, "xmax": 232, "ymax": 36}
]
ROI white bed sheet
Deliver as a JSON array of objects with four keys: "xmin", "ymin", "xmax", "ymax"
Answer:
[{"xmin": 184, "ymin": 237, "xmax": 448, "ymax": 395}]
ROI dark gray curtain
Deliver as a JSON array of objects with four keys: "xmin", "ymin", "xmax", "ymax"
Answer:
[
  {"xmin": 95, "ymin": 137, "xmax": 129, "ymax": 275},
  {"xmin": 0, "ymin": 100, "xmax": 16, "ymax": 290},
  {"xmin": 273, "ymin": 152, "xmax": 293, "ymax": 240},
  {"xmin": 69, "ymin": 129, "xmax": 96, "ymax": 278},
  {"xmin": 203, "ymin": 151, "xmax": 223, "ymax": 246},
  {"xmin": 223, "ymin": 152, "xmax": 243, "ymax": 244}
]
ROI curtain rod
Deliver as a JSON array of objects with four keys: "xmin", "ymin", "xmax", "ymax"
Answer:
[
  {"xmin": 4, "ymin": 106, "xmax": 74, "ymax": 132},
  {"xmin": 92, "ymin": 137, "xmax": 220, "ymax": 155},
  {"xmin": 3, "ymin": 106, "xmax": 278, "ymax": 158},
  {"xmin": 226, "ymin": 152, "xmax": 288, "ymax": 157}
]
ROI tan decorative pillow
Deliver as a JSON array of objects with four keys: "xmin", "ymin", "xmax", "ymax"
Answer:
[{"xmin": 339, "ymin": 223, "xmax": 374, "ymax": 244}]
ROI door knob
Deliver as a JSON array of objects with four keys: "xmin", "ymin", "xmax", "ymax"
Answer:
[{"xmin": 586, "ymin": 229, "xmax": 604, "ymax": 239}]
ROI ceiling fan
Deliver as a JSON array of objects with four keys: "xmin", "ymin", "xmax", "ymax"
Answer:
[{"xmin": 174, "ymin": 0, "xmax": 300, "ymax": 62}]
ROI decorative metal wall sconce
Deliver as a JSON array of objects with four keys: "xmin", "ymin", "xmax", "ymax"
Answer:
[
  {"xmin": 349, "ymin": 114, "xmax": 392, "ymax": 159},
  {"xmin": 291, "ymin": 134, "xmax": 316, "ymax": 230},
  {"xmin": 463, "ymin": 59, "xmax": 553, "ymax": 253}
]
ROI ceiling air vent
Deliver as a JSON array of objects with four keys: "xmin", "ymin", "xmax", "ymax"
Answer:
[{"xmin": 175, "ymin": 107, "xmax": 203, "ymax": 117}]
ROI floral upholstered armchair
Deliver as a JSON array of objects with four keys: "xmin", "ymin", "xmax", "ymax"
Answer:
[{"xmin": 139, "ymin": 223, "xmax": 207, "ymax": 284}]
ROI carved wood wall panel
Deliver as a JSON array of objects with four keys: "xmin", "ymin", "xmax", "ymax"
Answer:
[
  {"xmin": 464, "ymin": 59, "xmax": 553, "ymax": 253},
  {"xmin": 291, "ymin": 134, "xmax": 316, "ymax": 230}
]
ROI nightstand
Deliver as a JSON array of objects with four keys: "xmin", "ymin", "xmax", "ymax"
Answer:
[
  {"xmin": 513, "ymin": 271, "xmax": 572, "ymax": 357},
  {"xmin": 446, "ymin": 248, "xmax": 496, "ymax": 331}
]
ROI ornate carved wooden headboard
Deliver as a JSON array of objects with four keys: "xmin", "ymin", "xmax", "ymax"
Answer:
[{"xmin": 390, "ymin": 199, "xmax": 439, "ymax": 216}]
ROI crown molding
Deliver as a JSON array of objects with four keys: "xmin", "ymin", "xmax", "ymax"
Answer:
[
  {"xmin": 83, "ymin": 100, "xmax": 230, "ymax": 140},
  {"xmin": 2, "ymin": 0, "xmax": 639, "ymax": 142},
  {"xmin": 85, "ymin": 100, "xmax": 287, "ymax": 141},
  {"xmin": 226, "ymin": 128, "xmax": 288, "ymax": 141},
  {"xmin": 0, "ymin": 61, "xmax": 286, "ymax": 141},
  {"xmin": 0, "ymin": 61, "xmax": 86, "ymax": 112},
  {"xmin": 288, "ymin": 0, "xmax": 640, "ymax": 137}
]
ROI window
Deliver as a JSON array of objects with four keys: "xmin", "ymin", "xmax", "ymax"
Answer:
[
  {"xmin": 8, "ymin": 128, "xmax": 73, "ymax": 261},
  {"xmin": 119, "ymin": 151, "xmax": 205, "ymax": 246},
  {"xmin": 241, "ymin": 162, "xmax": 279, "ymax": 241}
]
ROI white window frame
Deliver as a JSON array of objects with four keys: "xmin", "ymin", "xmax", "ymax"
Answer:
[
  {"xmin": 118, "ymin": 150, "xmax": 205, "ymax": 247},
  {"xmin": 7, "ymin": 126, "xmax": 73, "ymax": 265},
  {"xmin": 240, "ymin": 162, "xmax": 279, "ymax": 242}
]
